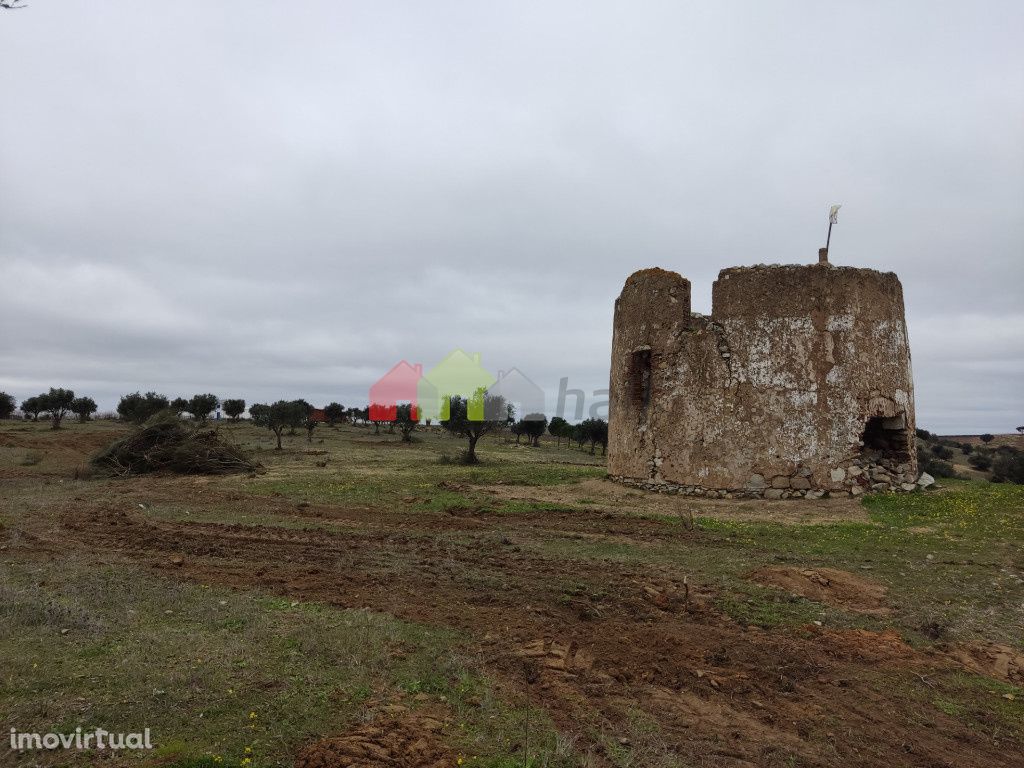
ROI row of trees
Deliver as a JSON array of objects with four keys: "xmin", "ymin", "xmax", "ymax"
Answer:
[
  {"xmin": 0, "ymin": 389, "xmax": 97, "ymax": 429},
  {"xmin": 549, "ymin": 416, "xmax": 608, "ymax": 454},
  {"xmin": 1, "ymin": 387, "xmax": 609, "ymax": 460},
  {"xmin": 114, "ymin": 392, "xmax": 229, "ymax": 424},
  {"xmin": 365, "ymin": 394, "xmax": 610, "ymax": 462},
  {"xmin": 508, "ymin": 414, "xmax": 607, "ymax": 453},
  {"xmin": 0, "ymin": 390, "xmax": 240, "ymax": 426},
  {"xmin": 248, "ymin": 401, "xmax": 389, "ymax": 449}
]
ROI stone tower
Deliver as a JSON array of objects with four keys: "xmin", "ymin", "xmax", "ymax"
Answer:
[{"xmin": 607, "ymin": 263, "xmax": 917, "ymax": 498}]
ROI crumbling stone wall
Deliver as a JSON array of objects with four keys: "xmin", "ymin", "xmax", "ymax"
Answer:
[{"xmin": 608, "ymin": 263, "xmax": 917, "ymax": 498}]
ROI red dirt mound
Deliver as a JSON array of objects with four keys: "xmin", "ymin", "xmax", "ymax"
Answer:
[
  {"xmin": 293, "ymin": 711, "xmax": 453, "ymax": 768},
  {"xmin": 808, "ymin": 627, "xmax": 916, "ymax": 663},
  {"xmin": 946, "ymin": 643, "xmax": 1024, "ymax": 685},
  {"xmin": 752, "ymin": 566, "xmax": 891, "ymax": 614}
]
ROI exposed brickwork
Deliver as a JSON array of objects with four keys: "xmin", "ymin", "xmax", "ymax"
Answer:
[{"xmin": 608, "ymin": 263, "xmax": 917, "ymax": 499}]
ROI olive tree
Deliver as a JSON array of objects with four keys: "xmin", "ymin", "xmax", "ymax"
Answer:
[
  {"xmin": 520, "ymin": 413, "xmax": 548, "ymax": 447},
  {"xmin": 394, "ymin": 403, "xmax": 419, "ymax": 442},
  {"xmin": 248, "ymin": 403, "xmax": 268, "ymax": 425},
  {"xmin": 38, "ymin": 388, "xmax": 76, "ymax": 429},
  {"xmin": 222, "ymin": 399, "xmax": 246, "ymax": 421},
  {"xmin": 579, "ymin": 417, "xmax": 608, "ymax": 455},
  {"xmin": 304, "ymin": 403, "xmax": 318, "ymax": 443},
  {"xmin": 250, "ymin": 400, "xmax": 307, "ymax": 450},
  {"xmin": 548, "ymin": 416, "xmax": 569, "ymax": 446},
  {"xmin": 20, "ymin": 396, "xmax": 43, "ymax": 421},
  {"xmin": 440, "ymin": 389, "xmax": 507, "ymax": 464},
  {"xmin": 369, "ymin": 404, "xmax": 388, "ymax": 435},
  {"xmin": 71, "ymin": 396, "xmax": 98, "ymax": 422},
  {"xmin": 118, "ymin": 392, "xmax": 170, "ymax": 424},
  {"xmin": 324, "ymin": 402, "xmax": 345, "ymax": 426},
  {"xmin": 187, "ymin": 393, "xmax": 220, "ymax": 424}
]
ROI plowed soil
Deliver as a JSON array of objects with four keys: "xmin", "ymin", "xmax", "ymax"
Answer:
[
  {"xmin": 11, "ymin": 473, "xmax": 1014, "ymax": 768},
  {"xmin": 293, "ymin": 708, "xmax": 454, "ymax": 768},
  {"xmin": 751, "ymin": 566, "xmax": 892, "ymax": 615}
]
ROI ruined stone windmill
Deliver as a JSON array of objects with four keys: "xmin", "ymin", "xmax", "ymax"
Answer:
[{"xmin": 607, "ymin": 210, "xmax": 919, "ymax": 499}]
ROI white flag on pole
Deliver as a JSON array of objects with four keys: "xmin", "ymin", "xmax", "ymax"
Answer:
[{"xmin": 829, "ymin": 204, "xmax": 841, "ymax": 224}]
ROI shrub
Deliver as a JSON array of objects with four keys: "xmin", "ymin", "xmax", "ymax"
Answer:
[
  {"xmin": 19, "ymin": 450, "xmax": 43, "ymax": 467},
  {"xmin": 921, "ymin": 457, "xmax": 956, "ymax": 478},
  {"xmin": 967, "ymin": 453, "xmax": 992, "ymax": 471},
  {"xmin": 915, "ymin": 428, "xmax": 932, "ymax": 440},
  {"xmin": 917, "ymin": 448, "xmax": 954, "ymax": 479},
  {"xmin": 991, "ymin": 454, "xmax": 1024, "ymax": 484},
  {"xmin": 931, "ymin": 444, "xmax": 954, "ymax": 460},
  {"xmin": 980, "ymin": 433, "xmax": 995, "ymax": 443}
]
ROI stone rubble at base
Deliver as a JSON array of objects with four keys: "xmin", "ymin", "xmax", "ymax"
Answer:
[{"xmin": 610, "ymin": 456, "xmax": 936, "ymax": 500}]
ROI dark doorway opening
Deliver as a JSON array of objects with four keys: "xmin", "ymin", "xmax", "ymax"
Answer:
[
  {"xmin": 628, "ymin": 350, "xmax": 652, "ymax": 411},
  {"xmin": 860, "ymin": 415, "xmax": 911, "ymax": 466}
]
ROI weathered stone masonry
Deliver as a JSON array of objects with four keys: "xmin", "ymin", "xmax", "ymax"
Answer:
[{"xmin": 607, "ymin": 263, "xmax": 918, "ymax": 498}]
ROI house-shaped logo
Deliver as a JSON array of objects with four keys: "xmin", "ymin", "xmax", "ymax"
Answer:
[
  {"xmin": 368, "ymin": 360, "xmax": 423, "ymax": 421},
  {"xmin": 486, "ymin": 368, "xmax": 545, "ymax": 421},
  {"xmin": 417, "ymin": 349, "xmax": 496, "ymax": 421}
]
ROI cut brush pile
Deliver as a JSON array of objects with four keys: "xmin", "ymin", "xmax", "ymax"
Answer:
[{"xmin": 91, "ymin": 421, "xmax": 259, "ymax": 476}]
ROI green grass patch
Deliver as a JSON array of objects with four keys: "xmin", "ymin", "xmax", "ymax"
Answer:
[{"xmin": 0, "ymin": 560, "xmax": 576, "ymax": 767}]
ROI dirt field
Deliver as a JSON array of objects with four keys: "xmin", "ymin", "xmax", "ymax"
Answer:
[{"xmin": 1, "ymin": 420, "xmax": 1022, "ymax": 767}]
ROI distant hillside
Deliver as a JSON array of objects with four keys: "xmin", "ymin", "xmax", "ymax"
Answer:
[
  {"xmin": 941, "ymin": 433, "xmax": 1023, "ymax": 450},
  {"xmin": 917, "ymin": 430, "xmax": 1023, "ymax": 484}
]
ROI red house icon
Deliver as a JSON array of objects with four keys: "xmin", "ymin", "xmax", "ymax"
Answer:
[{"xmin": 368, "ymin": 361, "xmax": 423, "ymax": 421}]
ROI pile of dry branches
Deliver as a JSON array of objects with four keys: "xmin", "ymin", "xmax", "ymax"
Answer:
[{"xmin": 91, "ymin": 421, "xmax": 258, "ymax": 476}]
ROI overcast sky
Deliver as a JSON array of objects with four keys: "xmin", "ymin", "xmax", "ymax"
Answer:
[{"xmin": 1, "ymin": 1, "xmax": 1022, "ymax": 433}]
